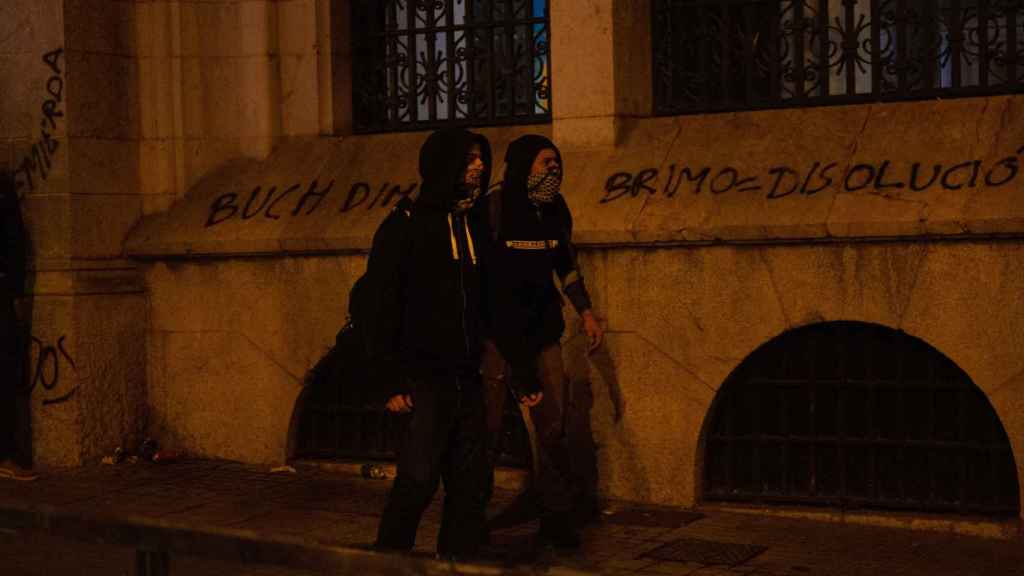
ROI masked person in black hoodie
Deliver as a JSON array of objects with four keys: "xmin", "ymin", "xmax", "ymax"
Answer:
[
  {"xmin": 482, "ymin": 135, "xmax": 603, "ymax": 547},
  {"xmin": 373, "ymin": 128, "xmax": 492, "ymax": 558},
  {"xmin": 0, "ymin": 172, "xmax": 36, "ymax": 481}
]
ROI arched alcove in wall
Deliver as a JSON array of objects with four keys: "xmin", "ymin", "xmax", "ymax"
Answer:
[
  {"xmin": 702, "ymin": 321, "xmax": 1020, "ymax": 517},
  {"xmin": 286, "ymin": 342, "xmax": 530, "ymax": 467},
  {"xmin": 288, "ymin": 348, "xmax": 408, "ymax": 462}
]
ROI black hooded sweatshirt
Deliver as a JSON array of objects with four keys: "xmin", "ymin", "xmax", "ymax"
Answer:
[
  {"xmin": 0, "ymin": 173, "xmax": 25, "ymax": 297},
  {"xmin": 485, "ymin": 135, "xmax": 592, "ymax": 394},
  {"xmin": 365, "ymin": 128, "xmax": 493, "ymax": 399}
]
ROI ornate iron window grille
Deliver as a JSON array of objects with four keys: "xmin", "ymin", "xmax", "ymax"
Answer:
[
  {"xmin": 653, "ymin": 0, "xmax": 1024, "ymax": 115},
  {"xmin": 352, "ymin": 0, "xmax": 551, "ymax": 133},
  {"xmin": 704, "ymin": 322, "xmax": 1020, "ymax": 517}
]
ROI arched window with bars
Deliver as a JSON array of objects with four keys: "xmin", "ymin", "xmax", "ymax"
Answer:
[{"xmin": 703, "ymin": 322, "xmax": 1020, "ymax": 517}]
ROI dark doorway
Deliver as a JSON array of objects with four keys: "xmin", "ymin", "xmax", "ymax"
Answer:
[{"xmin": 703, "ymin": 321, "xmax": 1020, "ymax": 517}]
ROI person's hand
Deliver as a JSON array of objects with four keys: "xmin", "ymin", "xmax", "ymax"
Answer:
[
  {"xmin": 581, "ymin": 310, "xmax": 604, "ymax": 353},
  {"xmin": 385, "ymin": 394, "xmax": 414, "ymax": 413},
  {"xmin": 519, "ymin": 391, "xmax": 543, "ymax": 407}
]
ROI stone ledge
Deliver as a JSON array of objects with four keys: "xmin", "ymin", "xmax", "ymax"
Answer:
[
  {"xmin": 125, "ymin": 96, "xmax": 1024, "ymax": 260},
  {"xmin": 127, "ymin": 230, "xmax": 1024, "ymax": 261}
]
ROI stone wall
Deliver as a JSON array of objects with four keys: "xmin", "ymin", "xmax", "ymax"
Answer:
[
  {"xmin": 2, "ymin": 0, "xmax": 1021, "ymax": 522},
  {"xmin": 1, "ymin": 0, "xmax": 323, "ymax": 468},
  {"xmin": 128, "ymin": 97, "xmax": 1024, "ymax": 256},
  {"xmin": 128, "ymin": 97, "xmax": 1024, "ymax": 514},
  {"xmin": 136, "ymin": 0, "xmax": 320, "ymax": 216},
  {"xmin": 130, "ymin": 217, "xmax": 1024, "ymax": 510},
  {"xmin": 580, "ymin": 241, "xmax": 1024, "ymax": 506},
  {"xmin": 144, "ymin": 254, "xmax": 365, "ymax": 463},
  {"xmin": 1, "ymin": 0, "xmax": 147, "ymax": 468}
]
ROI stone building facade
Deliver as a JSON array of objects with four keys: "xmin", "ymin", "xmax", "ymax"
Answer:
[{"xmin": 2, "ymin": 0, "xmax": 1022, "ymax": 529}]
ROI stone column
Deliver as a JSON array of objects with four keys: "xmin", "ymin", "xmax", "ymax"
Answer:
[
  {"xmin": 137, "ymin": 0, "xmax": 286, "ymax": 212},
  {"xmin": 320, "ymin": 0, "xmax": 354, "ymax": 135},
  {"xmin": 550, "ymin": 0, "xmax": 652, "ymax": 149},
  {"xmin": 278, "ymin": 0, "xmax": 323, "ymax": 137},
  {"xmin": 0, "ymin": 0, "xmax": 149, "ymax": 467}
]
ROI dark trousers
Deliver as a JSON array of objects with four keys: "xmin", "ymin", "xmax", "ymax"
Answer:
[
  {"xmin": 1, "ymin": 288, "xmax": 23, "ymax": 461},
  {"xmin": 483, "ymin": 341, "xmax": 581, "ymax": 519},
  {"xmin": 376, "ymin": 373, "xmax": 488, "ymax": 555}
]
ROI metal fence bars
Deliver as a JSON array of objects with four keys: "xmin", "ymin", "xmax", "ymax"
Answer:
[
  {"xmin": 653, "ymin": 0, "xmax": 1024, "ymax": 114},
  {"xmin": 704, "ymin": 321, "xmax": 1020, "ymax": 516},
  {"xmin": 352, "ymin": 0, "xmax": 551, "ymax": 132}
]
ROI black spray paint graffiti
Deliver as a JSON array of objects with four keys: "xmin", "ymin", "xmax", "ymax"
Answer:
[
  {"xmin": 600, "ymin": 146, "xmax": 1024, "ymax": 204},
  {"xmin": 13, "ymin": 48, "xmax": 65, "ymax": 199},
  {"xmin": 205, "ymin": 179, "xmax": 508, "ymax": 227},
  {"xmin": 205, "ymin": 179, "xmax": 422, "ymax": 227},
  {"xmin": 26, "ymin": 335, "xmax": 78, "ymax": 406},
  {"xmin": 206, "ymin": 148, "xmax": 1024, "ymax": 226},
  {"xmin": 206, "ymin": 180, "xmax": 337, "ymax": 227}
]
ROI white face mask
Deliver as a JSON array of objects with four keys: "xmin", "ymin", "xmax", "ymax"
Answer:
[{"xmin": 527, "ymin": 171, "xmax": 562, "ymax": 206}]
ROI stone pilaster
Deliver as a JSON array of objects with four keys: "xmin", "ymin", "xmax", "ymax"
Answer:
[{"xmin": 551, "ymin": 0, "xmax": 652, "ymax": 149}]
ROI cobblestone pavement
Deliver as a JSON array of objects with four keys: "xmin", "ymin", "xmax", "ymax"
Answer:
[{"xmin": 1, "ymin": 458, "xmax": 1022, "ymax": 575}]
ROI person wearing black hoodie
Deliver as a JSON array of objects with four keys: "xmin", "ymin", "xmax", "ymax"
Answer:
[
  {"xmin": 0, "ymin": 172, "xmax": 36, "ymax": 481},
  {"xmin": 482, "ymin": 134, "xmax": 603, "ymax": 547},
  {"xmin": 372, "ymin": 127, "xmax": 493, "ymax": 558}
]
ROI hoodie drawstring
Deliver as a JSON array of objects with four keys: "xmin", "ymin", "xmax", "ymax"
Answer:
[
  {"xmin": 464, "ymin": 217, "xmax": 477, "ymax": 265},
  {"xmin": 447, "ymin": 213, "xmax": 459, "ymax": 260},
  {"xmin": 447, "ymin": 213, "xmax": 478, "ymax": 265}
]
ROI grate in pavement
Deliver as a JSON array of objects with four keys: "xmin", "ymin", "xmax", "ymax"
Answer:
[
  {"xmin": 639, "ymin": 537, "xmax": 767, "ymax": 566},
  {"xmin": 478, "ymin": 527, "xmax": 540, "ymax": 566},
  {"xmin": 601, "ymin": 507, "xmax": 704, "ymax": 528}
]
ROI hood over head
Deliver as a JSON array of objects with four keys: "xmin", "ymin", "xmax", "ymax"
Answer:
[
  {"xmin": 502, "ymin": 135, "xmax": 562, "ymax": 194},
  {"xmin": 417, "ymin": 127, "xmax": 492, "ymax": 210},
  {"xmin": 501, "ymin": 134, "xmax": 562, "ymax": 211}
]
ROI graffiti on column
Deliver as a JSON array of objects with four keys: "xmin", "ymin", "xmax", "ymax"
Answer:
[
  {"xmin": 26, "ymin": 334, "xmax": 78, "ymax": 406},
  {"xmin": 13, "ymin": 47, "xmax": 65, "ymax": 199}
]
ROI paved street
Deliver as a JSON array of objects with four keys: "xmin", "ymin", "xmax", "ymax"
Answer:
[{"xmin": 1, "ymin": 459, "xmax": 1022, "ymax": 575}]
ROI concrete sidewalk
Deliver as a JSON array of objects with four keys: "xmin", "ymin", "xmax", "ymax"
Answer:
[{"xmin": 0, "ymin": 458, "xmax": 1022, "ymax": 575}]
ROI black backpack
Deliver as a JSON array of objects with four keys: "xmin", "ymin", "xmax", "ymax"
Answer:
[
  {"xmin": 347, "ymin": 196, "xmax": 412, "ymax": 347},
  {"xmin": 303, "ymin": 198, "xmax": 413, "ymax": 398}
]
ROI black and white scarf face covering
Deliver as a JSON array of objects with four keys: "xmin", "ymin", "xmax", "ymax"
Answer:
[
  {"xmin": 527, "ymin": 171, "xmax": 562, "ymax": 206},
  {"xmin": 453, "ymin": 187, "xmax": 481, "ymax": 214}
]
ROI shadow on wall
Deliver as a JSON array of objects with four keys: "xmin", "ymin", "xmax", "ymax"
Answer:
[
  {"xmin": 562, "ymin": 327, "xmax": 645, "ymax": 503},
  {"xmin": 285, "ymin": 321, "xmax": 405, "ymax": 462}
]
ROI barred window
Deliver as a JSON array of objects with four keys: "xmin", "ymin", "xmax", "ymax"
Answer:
[
  {"xmin": 352, "ymin": 0, "xmax": 551, "ymax": 133},
  {"xmin": 705, "ymin": 322, "xmax": 1020, "ymax": 517},
  {"xmin": 653, "ymin": 0, "xmax": 1024, "ymax": 115}
]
